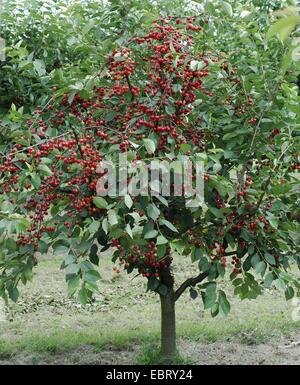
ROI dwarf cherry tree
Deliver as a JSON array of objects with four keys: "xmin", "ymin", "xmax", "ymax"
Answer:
[{"xmin": 1, "ymin": 17, "xmax": 300, "ymax": 361}]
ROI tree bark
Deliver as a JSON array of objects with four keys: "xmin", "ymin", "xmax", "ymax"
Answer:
[{"xmin": 159, "ymin": 268, "xmax": 176, "ymax": 362}]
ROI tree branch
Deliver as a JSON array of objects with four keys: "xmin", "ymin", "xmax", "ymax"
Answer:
[
  {"xmin": 125, "ymin": 74, "xmax": 135, "ymax": 101},
  {"xmin": 174, "ymin": 271, "xmax": 208, "ymax": 302},
  {"xmin": 56, "ymin": 188, "xmax": 78, "ymax": 195},
  {"xmin": 71, "ymin": 127, "xmax": 84, "ymax": 158},
  {"xmin": 181, "ymin": 219, "xmax": 220, "ymax": 236},
  {"xmin": 224, "ymin": 251, "xmax": 237, "ymax": 256}
]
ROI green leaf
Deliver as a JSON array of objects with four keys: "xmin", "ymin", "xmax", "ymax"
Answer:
[
  {"xmin": 65, "ymin": 263, "xmax": 80, "ymax": 275},
  {"xmin": 92, "ymin": 197, "xmax": 108, "ymax": 209},
  {"xmin": 124, "ymin": 194, "xmax": 133, "ymax": 209},
  {"xmin": 85, "ymin": 281, "xmax": 99, "ymax": 293},
  {"xmin": 222, "ymin": 2, "xmax": 233, "ymax": 17},
  {"xmin": 78, "ymin": 288, "xmax": 88, "ymax": 305},
  {"xmin": 170, "ymin": 240, "xmax": 186, "ymax": 255},
  {"xmin": 159, "ymin": 219, "xmax": 178, "ymax": 233},
  {"xmin": 125, "ymin": 223, "xmax": 133, "ymax": 238},
  {"xmin": 108, "ymin": 210, "xmax": 118, "ymax": 226},
  {"xmin": 255, "ymin": 261, "xmax": 267, "ymax": 275},
  {"xmin": 276, "ymin": 240, "xmax": 290, "ymax": 251},
  {"xmin": 155, "ymin": 195, "xmax": 168, "ymax": 207},
  {"xmin": 33, "ymin": 59, "xmax": 46, "ymax": 76},
  {"xmin": 271, "ymin": 183, "xmax": 292, "ymax": 195},
  {"xmin": 265, "ymin": 252, "xmax": 276, "ymax": 265},
  {"xmin": 53, "ymin": 241, "xmax": 70, "ymax": 255},
  {"xmin": 190, "ymin": 60, "xmax": 205, "ymax": 71},
  {"xmin": 268, "ymin": 218, "xmax": 278, "ymax": 229},
  {"xmin": 157, "ymin": 244, "xmax": 167, "ymax": 257},
  {"xmin": 211, "ymin": 303, "xmax": 219, "ymax": 317},
  {"xmin": 219, "ymin": 290, "xmax": 230, "ymax": 317},
  {"xmin": 143, "ymin": 138, "xmax": 156, "ymax": 154},
  {"xmin": 80, "ymin": 261, "xmax": 95, "ymax": 272},
  {"xmin": 156, "ymin": 235, "xmax": 168, "ymax": 244},
  {"xmin": 209, "ymin": 206, "xmax": 224, "ymax": 219},
  {"xmin": 179, "ymin": 143, "xmax": 191, "ymax": 154},
  {"xmin": 240, "ymin": 10, "xmax": 251, "ymax": 18},
  {"xmin": 82, "ymin": 19, "xmax": 96, "ymax": 35},
  {"xmin": 264, "ymin": 272, "xmax": 274, "ymax": 288},
  {"xmin": 148, "ymin": 276, "xmax": 159, "ymax": 291},
  {"xmin": 285, "ymin": 286, "xmax": 294, "ymax": 300},
  {"xmin": 202, "ymin": 282, "xmax": 217, "ymax": 309},
  {"xmin": 274, "ymin": 278, "xmax": 286, "ymax": 290},
  {"xmin": 46, "ymin": 126, "xmax": 58, "ymax": 138},
  {"xmin": 64, "ymin": 254, "xmax": 76, "ymax": 266},
  {"xmin": 165, "ymin": 104, "xmax": 176, "ymax": 115},
  {"xmin": 102, "ymin": 218, "xmax": 108, "ymax": 234},
  {"xmin": 190, "ymin": 288, "xmax": 198, "ymax": 299},
  {"xmin": 72, "ymin": 226, "xmax": 81, "ymax": 238},
  {"xmin": 147, "ymin": 203, "xmax": 160, "ymax": 221},
  {"xmin": 8, "ymin": 286, "xmax": 19, "ymax": 302},
  {"xmin": 38, "ymin": 240, "xmax": 49, "ymax": 254},
  {"xmin": 192, "ymin": 248, "xmax": 203, "ymax": 262},
  {"xmin": 83, "ymin": 270, "xmax": 101, "ymax": 282},
  {"xmin": 5, "ymin": 238, "xmax": 17, "ymax": 252},
  {"xmin": 251, "ymin": 254, "xmax": 260, "ymax": 268},
  {"xmin": 76, "ymin": 241, "xmax": 92, "ymax": 254},
  {"xmin": 68, "ymin": 276, "xmax": 80, "ymax": 297},
  {"xmin": 144, "ymin": 229, "xmax": 158, "ymax": 239},
  {"xmin": 38, "ymin": 164, "xmax": 53, "ymax": 176},
  {"xmin": 208, "ymin": 175, "xmax": 234, "ymax": 198},
  {"xmin": 199, "ymin": 257, "xmax": 211, "ymax": 272},
  {"xmin": 216, "ymin": 262, "xmax": 226, "ymax": 278},
  {"xmin": 88, "ymin": 220, "xmax": 100, "ymax": 235},
  {"xmin": 232, "ymin": 278, "xmax": 243, "ymax": 286},
  {"xmin": 172, "ymin": 84, "xmax": 182, "ymax": 92},
  {"xmin": 30, "ymin": 173, "xmax": 41, "ymax": 189},
  {"xmin": 90, "ymin": 244, "xmax": 99, "ymax": 266},
  {"xmin": 22, "ymin": 266, "xmax": 33, "ymax": 282},
  {"xmin": 205, "ymin": 1, "xmax": 215, "ymax": 14}
]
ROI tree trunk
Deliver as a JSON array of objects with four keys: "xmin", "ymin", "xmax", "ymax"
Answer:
[
  {"xmin": 160, "ymin": 289, "xmax": 176, "ymax": 362},
  {"xmin": 159, "ymin": 268, "xmax": 176, "ymax": 363}
]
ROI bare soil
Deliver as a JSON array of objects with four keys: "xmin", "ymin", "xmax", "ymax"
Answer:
[{"xmin": 180, "ymin": 337, "xmax": 300, "ymax": 365}]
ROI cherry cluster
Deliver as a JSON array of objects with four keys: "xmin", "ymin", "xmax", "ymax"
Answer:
[{"xmin": 112, "ymin": 239, "xmax": 172, "ymax": 278}]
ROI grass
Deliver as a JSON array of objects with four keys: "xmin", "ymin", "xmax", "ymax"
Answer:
[
  {"xmin": 0, "ymin": 252, "xmax": 299, "ymax": 363},
  {"xmin": 137, "ymin": 345, "xmax": 192, "ymax": 365}
]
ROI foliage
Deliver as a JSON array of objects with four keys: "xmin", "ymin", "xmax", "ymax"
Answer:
[
  {"xmin": 0, "ymin": 6, "xmax": 300, "ymax": 311},
  {"xmin": 0, "ymin": 0, "xmax": 194, "ymax": 112}
]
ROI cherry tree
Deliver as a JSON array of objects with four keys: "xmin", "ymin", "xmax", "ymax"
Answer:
[{"xmin": 1, "ymin": 16, "xmax": 300, "ymax": 362}]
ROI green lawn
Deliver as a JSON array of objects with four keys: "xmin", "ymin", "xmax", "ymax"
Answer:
[{"xmin": 0, "ymin": 252, "xmax": 299, "ymax": 363}]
